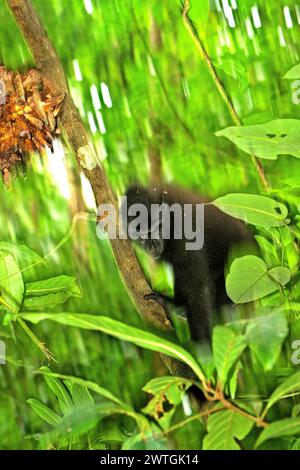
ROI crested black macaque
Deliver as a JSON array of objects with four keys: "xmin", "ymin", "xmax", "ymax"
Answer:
[{"xmin": 122, "ymin": 184, "xmax": 254, "ymax": 343}]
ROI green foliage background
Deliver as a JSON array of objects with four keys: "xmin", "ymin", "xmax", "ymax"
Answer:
[{"xmin": 1, "ymin": 0, "xmax": 300, "ymax": 450}]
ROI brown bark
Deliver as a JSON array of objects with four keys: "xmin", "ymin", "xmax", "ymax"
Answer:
[{"xmin": 6, "ymin": 0, "xmax": 172, "ymax": 334}]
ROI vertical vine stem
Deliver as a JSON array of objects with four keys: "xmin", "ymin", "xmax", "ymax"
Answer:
[{"xmin": 182, "ymin": 0, "xmax": 270, "ymax": 192}]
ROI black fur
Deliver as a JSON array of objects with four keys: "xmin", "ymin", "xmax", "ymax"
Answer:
[{"xmin": 123, "ymin": 185, "xmax": 254, "ymax": 342}]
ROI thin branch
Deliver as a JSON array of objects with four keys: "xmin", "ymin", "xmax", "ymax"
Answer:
[
  {"xmin": 0, "ymin": 294, "xmax": 55, "ymax": 362},
  {"xmin": 17, "ymin": 317, "xmax": 56, "ymax": 363},
  {"xmin": 203, "ymin": 382, "xmax": 268, "ymax": 428},
  {"xmin": 159, "ymin": 404, "xmax": 224, "ymax": 438},
  {"xmin": 182, "ymin": 0, "xmax": 270, "ymax": 192}
]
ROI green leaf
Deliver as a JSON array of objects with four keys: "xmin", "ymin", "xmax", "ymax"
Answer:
[
  {"xmin": 42, "ymin": 372, "xmax": 73, "ymax": 416},
  {"xmin": 25, "ymin": 276, "xmax": 78, "ymax": 296},
  {"xmin": 53, "ymin": 406, "xmax": 99, "ymax": 437},
  {"xmin": 290, "ymin": 437, "xmax": 300, "ymax": 450},
  {"xmin": 269, "ymin": 266, "xmax": 291, "ymax": 285},
  {"xmin": 203, "ymin": 409, "xmax": 253, "ymax": 450},
  {"xmin": 255, "ymin": 417, "xmax": 300, "ymax": 448},
  {"xmin": 213, "ymin": 194, "xmax": 288, "ymax": 227},
  {"xmin": 38, "ymin": 368, "xmax": 125, "ymax": 407},
  {"xmin": 64, "ymin": 382, "xmax": 94, "ymax": 409},
  {"xmin": 142, "ymin": 376, "xmax": 193, "ymax": 430},
  {"xmin": 0, "ymin": 254, "xmax": 24, "ymax": 313},
  {"xmin": 246, "ymin": 310, "xmax": 288, "ymax": 371},
  {"xmin": 20, "ymin": 313, "xmax": 205, "ymax": 382},
  {"xmin": 22, "ymin": 292, "xmax": 75, "ymax": 310},
  {"xmin": 292, "ymin": 404, "xmax": 300, "ymax": 418},
  {"xmin": 212, "ymin": 326, "xmax": 246, "ymax": 389},
  {"xmin": 266, "ymin": 371, "xmax": 300, "ymax": 413},
  {"xmin": 226, "ymin": 256, "xmax": 291, "ymax": 303},
  {"xmin": 27, "ymin": 398, "xmax": 62, "ymax": 426},
  {"xmin": 284, "ymin": 64, "xmax": 300, "ymax": 79},
  {"xmin": 216, "ymin": 119, "xmax": 300, "ymax": 160},
  {"xmin": 228, "ymin": 361, "xmax": 242, "ymax": 399}
]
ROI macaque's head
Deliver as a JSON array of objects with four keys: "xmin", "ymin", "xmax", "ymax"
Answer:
[{"xmin": 121, "ymin": 185, "xmax": 166, "ymax": 259}]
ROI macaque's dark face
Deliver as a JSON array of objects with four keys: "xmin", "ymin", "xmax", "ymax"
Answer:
[{"xmin": 122, "ymin": 185, "xmax": 166, "ymax": 259}]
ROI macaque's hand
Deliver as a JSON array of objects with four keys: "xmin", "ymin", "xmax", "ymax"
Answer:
[{"xmin": 144, "ymin": 292, "xmax": 170, "ymax": 310}]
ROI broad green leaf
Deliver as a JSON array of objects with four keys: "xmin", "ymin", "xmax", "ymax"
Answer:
[
  {"xmin": 284, "ymin": 64, "xmax": 300, "ymax": 79},
  {"xmin": 38, "ymin": 367, "xmax": 125, "ymax": 407},
  {"xmin": 50, "ymin": 406, "xmax": 99, "ymax": 437},
  {"xmin": 269, "ymin": 266, "xmax": 292, "ymax": 285},
  {"xmin": 213, "ymin": 194, "xmax": 288, "ymax": 226},
  {"xmin": 265, "ymin": 371, "xmax": 300, "ymax": 413},
  {"xmin": 203, "ymin": 409, "xmax": 253, "ymax": 450},
  {"xmin": 22, "ymin": 292, "xmax": 75, "ymax": 310},
  {"xmin": 142, "ymin": 376, "xmax": 192, "ymax": 430},
  {"xmin": 226, "ymin": 256, "xmax": 291, "ymax": 303},
  {"xmin": 43, "ymin": 373, "xmax": 73, "ymax": 416},
  {"xmin": 246, "ymin": 310, "xmax": 288, "ymax": 371},
  {"xmin": 255, "ymin": 417, "xmax": 300, "ymax": 448},
  {"xmin": 212, "ymin": 326, "xmax": 246, "ymax": 388},
  {"xmin": 216, "ymin": 120, "xmax": 300, "ymax": 160},
  {"xmin": 25, "ymin": 276, "xmax": 78, "ymax": 296},
  {"xmin": 143, "ymin": 376, "xmax": 192, "ymax": 396},
  {"xmin": 20, "ymin": 313, "xmax": 205, "ymax": 382},
  {"xmin": 27, "ymin": 399, "xmax": 62, "ymax": 426},
  {"xmin": 0, "ymin": 254, "xmax": 24, "ymax": 313},
  {"xmin": 29, "ymin": 403, "xmax": 149, "ymax": 444}
]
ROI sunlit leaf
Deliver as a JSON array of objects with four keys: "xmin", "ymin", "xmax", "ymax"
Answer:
[
  {"xmin": 216, "ymin": 120, "xmax": 300, "ymax": 160},
  {"xmin": 213, "ymin": 194, "xmax": 288, "ymax": 226},
  {"xmin": 265, "ymin": 371, "xmax": 300, "ymax": 412},
  {"xmin": 25, "ymin": 276, "xmax": 78, "ymax": 296},
  {"xmin": 142, "ymin": 376, "xmax": 192, "ymax": 430},
  {"xmin": 226, "ymin": 256, "xmax": 291, "ymax": 303},
  {"xmin": 20, "ymin": 313, "xmax": 206, "ymax": 382},
  {"xmin": 203, "ymin": 409, "xmax": 253, "ymax": 450}
]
